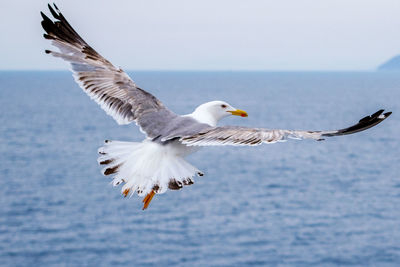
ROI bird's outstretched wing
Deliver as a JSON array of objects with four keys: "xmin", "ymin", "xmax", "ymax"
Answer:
[
  {"xmin": 181, "ymin": 109, "xmax": 392, "ymax": 146},
  {"xmin": 41, "ymin": 4, "xmax": 177, "ymax": 138}
]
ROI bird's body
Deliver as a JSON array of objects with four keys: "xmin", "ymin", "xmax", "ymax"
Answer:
[
  {"xmin": 98, "ymin": 101, "xmax": 240, "ymax": 207},
  {"xmin": 41, "ymin": 4, "xmax": 392, "ymax": 210}
]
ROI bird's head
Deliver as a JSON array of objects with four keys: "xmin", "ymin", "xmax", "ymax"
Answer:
[{"xmin": 192, "ymin": 101, "xmax": 248, "ymax": 126}]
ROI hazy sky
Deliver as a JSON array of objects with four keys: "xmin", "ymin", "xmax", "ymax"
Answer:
[{"xmin": 1, "ymin": 0, "xmax": 400, "ymax": 70}]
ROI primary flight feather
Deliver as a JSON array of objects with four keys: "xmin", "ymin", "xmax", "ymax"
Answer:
[{"xmin": 41, "ymin": 4, "xmax": 391, "ymax": 210}]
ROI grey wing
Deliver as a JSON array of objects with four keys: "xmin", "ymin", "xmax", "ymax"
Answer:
[
  {"xmin": 181, "ymin": 109, "xmax": 392, "ymax": 146},
  {"xmin": 41, "ymin": 4, "xmax": 176, "ymax": 138}
]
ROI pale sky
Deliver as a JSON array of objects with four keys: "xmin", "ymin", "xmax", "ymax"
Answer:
[{"xmin": 1, "ymin": 0, "xmax": 400, "ymax": 71}]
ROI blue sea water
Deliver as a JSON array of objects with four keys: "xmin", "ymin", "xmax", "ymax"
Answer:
[{"xmin": 0, "ymin": 71, "xmax": 399, "ymax": 266}]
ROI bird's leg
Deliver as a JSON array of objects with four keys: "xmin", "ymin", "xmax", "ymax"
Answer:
[
  {"xmin": 122, "ymin": 188, "xmax": 130, "ymax": 197},
  {"xmin": 142, "ymin": 190, "xmax": 155, "ymax": 210}
]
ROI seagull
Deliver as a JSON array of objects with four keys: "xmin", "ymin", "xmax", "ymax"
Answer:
[{"xmin": 41, "ymin": 4, "xmax": 392, "ymax": 210}]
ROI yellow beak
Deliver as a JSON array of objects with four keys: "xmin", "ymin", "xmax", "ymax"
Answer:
[{"xmin": 228, "ymin": 109, "xmax": 248, "ymax": 117}]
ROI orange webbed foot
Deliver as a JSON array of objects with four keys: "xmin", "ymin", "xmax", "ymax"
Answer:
[
  {"xmin": 122, "ymin": 188, "xmax": 130, "ymax": 197},
  {"xmin": 142, "ymin": 191, "xmax": 155, "ymax": 210}
]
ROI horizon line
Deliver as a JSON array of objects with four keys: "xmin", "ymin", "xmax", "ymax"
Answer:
[{"xmin": 0, "ymin": 69, "xmax": 380, "ymax": 73}]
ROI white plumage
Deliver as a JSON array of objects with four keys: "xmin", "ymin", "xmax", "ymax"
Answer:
[{"xmin": 98, "ymin": 140, "xmax": 201, "ymax": 197}]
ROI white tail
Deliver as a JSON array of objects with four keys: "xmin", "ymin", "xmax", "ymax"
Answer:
[{"xmin": 97, "ymin": 140, "xmax": 202, "ymax": 198}]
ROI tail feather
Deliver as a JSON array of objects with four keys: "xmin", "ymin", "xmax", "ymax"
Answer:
[
  {"xmin": 98, "ymin": 140, "xmax": 203, "ymax": 203},
  {"xmin": 98, "ymin": 141, "xmax": 143, "ymax": 176}
]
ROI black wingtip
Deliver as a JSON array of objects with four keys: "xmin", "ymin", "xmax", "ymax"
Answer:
[
  {"xmin": 41, "ymin": 2, "xmax": 88, "ymax": 48},
  {"xmin": 48, "ymin": 3, "xmax": 59, "ymax": 19},
  {"xmin": 383, "ymin": 111, "xmax": 392, "ymax": 118},
  {"xmin": 40, "ymin": 11, "xmax": 50, "ymax": 21},
  {"xmin": 43, "ymin": 33, "xmax": 54, "ymax": 40},
  {"xmin": 359, "ymin": 109, "xmax": 384, "ymax": 123},
  {"xmin": 371, "ymin": 109, "xmax": 384, "ymax": 118},
  {"xmin": 323, "ymin": 109, "xmax": 391, "ymax": 137}
]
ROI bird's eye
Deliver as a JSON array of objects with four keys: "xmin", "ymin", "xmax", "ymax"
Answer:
[{"xmin": 221, "ymin": 104, "xmax": 227, "ymax": 108}]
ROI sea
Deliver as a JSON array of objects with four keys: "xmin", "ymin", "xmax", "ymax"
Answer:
[{"xmin": 0, "ymin": 71, "xmax": 399, "ymax": 266}]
